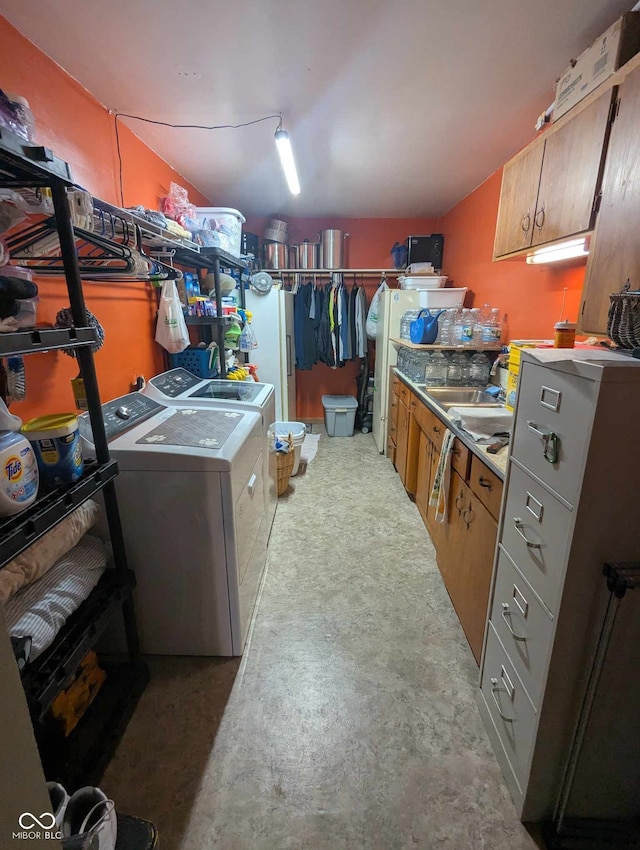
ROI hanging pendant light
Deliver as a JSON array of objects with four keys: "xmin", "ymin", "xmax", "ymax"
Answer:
[{"xmin": 275, "ymin": 124, "xmax": 301, "ymax": 195}]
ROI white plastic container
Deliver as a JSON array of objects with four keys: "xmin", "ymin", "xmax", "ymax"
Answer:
[
  {"xmin": 399, "ymin": 274, "xmax": 447, "ymax": 290},
  {"xmin": 194, "ymin": 208, "xmax": 246, "ymax": 257},
  {"xmin": 0, "ymin": 431, "xmax": 39, "ymax": 515},
  {"xmin": 274, "ymin": 421, "xmax": 306, "ymax": 475},
  {"xmin": 21, "ymin": 413, "xmax": 84, "ymax": 486},
  {"xmin": 322, "ymin": 395, "xmax": 358, "ymax": 437},
  {"xmin": 415, "ymin": 288, "xmax": 468, "ymax": 309}
]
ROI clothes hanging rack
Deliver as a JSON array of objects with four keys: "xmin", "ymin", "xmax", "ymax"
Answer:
[{"xmin": 269, "ymin": 268, "xmax": 400, "ymax": 275}]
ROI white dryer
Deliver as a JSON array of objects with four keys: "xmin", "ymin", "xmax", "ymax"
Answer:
[
  {"xmin": 143, "ymin": 369, "xmax": 277, "ymax": 531},
  {"xmin": 79, "ymin": 393, "xmax": 266, "ymax": 656}
]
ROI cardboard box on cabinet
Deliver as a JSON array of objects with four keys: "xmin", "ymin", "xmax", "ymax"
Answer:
[{"xmin": 553, "ymin": 12, "xmax": 640, "ymax": 122}]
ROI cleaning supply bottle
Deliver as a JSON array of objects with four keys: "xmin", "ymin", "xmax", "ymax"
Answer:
[{"xmin": 0, "ymin": 399, "xmax": 38, "ymax": 515}]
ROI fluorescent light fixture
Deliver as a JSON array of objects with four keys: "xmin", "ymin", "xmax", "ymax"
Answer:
[
  {"xmin": 274, "ymin": 128, "xmax": 301, "ymax": 195},
  {"xmin": 526, "ymin": 237, "xmax": 589, "ymax": 265}
]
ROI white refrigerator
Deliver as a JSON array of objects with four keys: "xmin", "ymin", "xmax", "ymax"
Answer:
[
  {"xmin": 373, "ymin": 289, "xmax": 430, "ymax": 453},
  {"xmin": 245, "ymin": 287, "xmax": 296, "ymax": 422}
]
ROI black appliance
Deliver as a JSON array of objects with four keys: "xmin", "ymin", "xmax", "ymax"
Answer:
[
  {"xmin": 241, "ymin": 232, "xmax": 259, "ymax": 257},
  {"xmin": 405, "ymin": 234, "xmax": 444, "ymax": 271}
]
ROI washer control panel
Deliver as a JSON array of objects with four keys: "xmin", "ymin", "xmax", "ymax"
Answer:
[
  {"xmin": 79, "ymin": 393, "xmax": 165, "ymax": 443},
  {"xmin": 149, "ymin": 368, "xmax": 202, "ymax": 398}
]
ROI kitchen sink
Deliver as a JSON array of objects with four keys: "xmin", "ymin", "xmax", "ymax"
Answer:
[{"xmin": 419, "ymin": 387, "xmax": 504, "ymax": 410}]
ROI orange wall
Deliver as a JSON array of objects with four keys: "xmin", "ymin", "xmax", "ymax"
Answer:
[
  {"xmin": 437, "ymin": 169, "xmax": 586, "ymax": 339},
  {"xmin": 245, "ymin": 216, "xmax": 439, "ymax": 419},
  {"xmin": 0, "ymin": 16, "xmax": 211, "ymax": 420}
]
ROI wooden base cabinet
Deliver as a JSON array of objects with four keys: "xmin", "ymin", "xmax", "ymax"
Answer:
[{"xmin": 438, "ymin": 471, "xmax": 498, "ymax": 663}]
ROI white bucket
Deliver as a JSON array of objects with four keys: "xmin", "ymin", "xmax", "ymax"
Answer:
[{"xmin": 274, "ymin": 421, "xmax": 306, "ymax": 476}]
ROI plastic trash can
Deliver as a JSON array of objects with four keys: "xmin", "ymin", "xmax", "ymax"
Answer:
[
  {"xmin": 274, "ymin": 421, "xmax": 306, "ymax": 476},
  {"xmin": 322, "ymin": 395, "xmax": 358, "ymax": 437}
]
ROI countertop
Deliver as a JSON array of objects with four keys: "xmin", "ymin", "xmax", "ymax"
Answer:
[{"xmin": 393, "ymin": 369, "xmax": 508, "ymax": 480}]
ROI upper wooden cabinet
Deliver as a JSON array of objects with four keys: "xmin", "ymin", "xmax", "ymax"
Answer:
[
  {"xmin": 493, "ymin": 90, "xmax": 615, "ymax": 259},
  {"xmin": 493, "ymin": 140, "xmax": 545, "ymax": 257},
  {"xmin": 580, "ymin": 66, "xmax": 640, "ymax": 334}
]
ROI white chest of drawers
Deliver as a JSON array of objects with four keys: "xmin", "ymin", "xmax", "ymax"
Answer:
[{"xmin": 478, "ymin": 349, "xmax": 640, "ymax": 822}]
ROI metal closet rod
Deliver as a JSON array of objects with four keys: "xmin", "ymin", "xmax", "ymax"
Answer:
[{"xmin": 268, "ymin": 268, "xmax": 401, "ymax": 275}]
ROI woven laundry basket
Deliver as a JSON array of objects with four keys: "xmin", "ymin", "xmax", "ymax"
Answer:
[{"xmin": 276, "ymin": 433, "xmax": 295, "ymax": 496}]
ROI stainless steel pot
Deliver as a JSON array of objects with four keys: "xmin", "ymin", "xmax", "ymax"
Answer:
[
  {"xmin": 299, "ymin": 240, "xmax": 319, "ymax": 269},
  {"xmin": 263, "ymin": 242, "xmax": 288, "ymax": 269},
  {"xmin": 319, "ymin": 229, "xmax": 349, "ymax": 269},
  {"xmin": 289, "ymin": 244, "xmax": 299, "ymax": 269}
]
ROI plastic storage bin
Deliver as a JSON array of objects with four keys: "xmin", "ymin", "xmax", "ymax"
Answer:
[
  {"xmin": 322, "ymin": 395, "xmax": 358, "ymax": 437},
  {"xmin": 193, "ymin": 207, "xmax": 246, "ymax": 257},
  {"xmin": 169, "ymin": 347, "xmax": 218, "ymax": 379},
  {"xmin": 274, "ymin": 421, "xmax": 306, "ymax": 476}
]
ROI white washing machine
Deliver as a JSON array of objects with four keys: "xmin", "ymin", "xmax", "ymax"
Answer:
[
  {"xmin": 143, "ymin": 369, "xmax": 277, "ymax": 532},
  {"xmin": 79, "ymin": 392, "xmax": 266, "ymax": 656}
]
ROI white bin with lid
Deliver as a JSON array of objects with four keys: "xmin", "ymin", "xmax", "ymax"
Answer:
[
  {"xmin": 322, "ymin": 395, "xmax": 358, "ymax": 437},
  {"xmin": 274, "ymin": 421, "xmax": 306, "ymax": 476}
]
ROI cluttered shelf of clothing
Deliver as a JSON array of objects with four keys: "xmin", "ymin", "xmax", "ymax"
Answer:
[{"xmin": 0, "ymin": 127, "xmax": 150, "ymax": 796}]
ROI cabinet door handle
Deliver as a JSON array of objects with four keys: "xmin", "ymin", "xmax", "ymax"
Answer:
[
  {"xmin": 535, "ymin": 205, "xmax": 545, "ymax": 230},
  {"xmin": 411, "ymin": 401, "xmax": 417, "ymax": 408},
  {"xmin": 455, "ymin": 491, "xmax": 466, "ymax": 515},
  {"xmin": 490, "ymin": 676, "xmax": 516, "ymax": 722},
  {"xmin": 433, "ymin": 426, "xmax": 441, "ymax": 435},
  {"xmin": 463, "ymin": 507, "xmax": 474, "ymax": 529},
  {"xmin": 527, "ymin": 421, "xmax": 559, "ymax": 464},
  {"xmin": 514, "ymin": 517, "xmax": 542, "ymax": 549},
  {"xmin": 478, "ymin": 476, "xmax": 493, "ymax": 490},
  {"xmin": 501, "ymin": 603, "xmax": 527, "ymax": 641},
  {"xmin": 521, "ymin": 212, "xmax": 531, "ymax": 234}
]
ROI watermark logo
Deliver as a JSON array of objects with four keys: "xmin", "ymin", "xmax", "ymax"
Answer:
[
  {"xmin": 12, "ymin": 812, "xmax": 62, "ymax": 841},
  {"xmin": 19, "ymin": 813, "xmax": 56, "ymax": 830}
]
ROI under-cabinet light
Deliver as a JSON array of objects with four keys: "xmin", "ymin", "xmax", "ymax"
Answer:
[
  {"xmin": 526, "ymin": 237, "xmax": 589, "ymax": 265},
  {"xmin": 275, "ymin": 128, "xmax": 301, "ymax": 195}
]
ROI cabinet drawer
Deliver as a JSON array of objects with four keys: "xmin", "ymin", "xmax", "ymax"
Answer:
[
  {"xmin": 489, "ymin": 549, "xmax": 554, "ymax": 707},
  {"xmin": 512, "ymin": 362, "xmax": 595, "ymax": 505},
  {"xmin": 481, "ymin": 623, "xmax": 537, "ymax": 789},
  {"xmin": 451, "ymin": 439, "xmax": 470, "ymax": 480},
  {"xmin": 411, "ymin": 398, "xmax": 445, "ymax": 451},
  {"xmin": 469, "ymin": 454, "xmax": 503, "ymax": 519},
  {"xmin": 501, "ymin": 463, "xmax": 572, "ymax": 613},
  {"xmin": 398, "ymin": 382, "xmax": 411, "ymax": 405}
]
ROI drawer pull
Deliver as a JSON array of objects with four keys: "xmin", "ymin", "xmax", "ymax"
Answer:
[
  {"xmin": 478, "ymin": 476, "xmax": 493, "ymax": 490},
  {"xmin": 490, "ymin": 676, "xmax": 516, "ymax": 722},
  {"xmin": 540, "ymin": 385, "xmax": 561, "ymax": 412},
  {"xmin": 514, "ymin": 517, "xmax": 542, "ymax": 549},
  {"xmin": 501, "ymin": 603, "xmax": 528, "ymax": 641},
  {"xmin": 526, "ymin": 421, "xmax": 559, "ymax": 464},
  {"xmin": 433, "ymin": 426, "xmax": 441, "ymax": 435}
]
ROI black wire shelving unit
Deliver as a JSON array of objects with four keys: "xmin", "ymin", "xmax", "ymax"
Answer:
[{"xmin": 0, "ymin": 127, "xmax": 148, "ymax": 791}]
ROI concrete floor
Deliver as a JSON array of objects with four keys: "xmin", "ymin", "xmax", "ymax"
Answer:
[{"xmin": 102, "ymin": 430, "xmax": 543, "ymax": 850}]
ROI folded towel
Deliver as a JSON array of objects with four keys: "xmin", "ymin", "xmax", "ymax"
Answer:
[
  {"xmin": 429, "ymin": 429, "xmax": 455, "ymax": 524},
  {"xmin": 448, "ymin": 407, "xmax": 513, "ymax": 441}
]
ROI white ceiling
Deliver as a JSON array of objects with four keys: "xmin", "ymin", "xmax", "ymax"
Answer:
[{"xmin": 0, "ymin": 0, "xmax": 633, "ymax": 217}]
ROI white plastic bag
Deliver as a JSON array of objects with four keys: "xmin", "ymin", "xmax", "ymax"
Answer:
[
  {"xmin": 366, "ymin": 278, "xmax": 388, "ymax": 340},
  {"xmin": 155, "ymin": 280, "xmax": 189, "ymax": 354}
]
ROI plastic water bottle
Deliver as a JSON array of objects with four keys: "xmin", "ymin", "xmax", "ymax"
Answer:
[
  {"xmin": 481, "ymin": 308, "xmax": 503, "ymax": 346},
  {"xmin": 447, "ymin": 352, "xmax": 470, "ymax": 386},
  {"xmin": 425, "ymin": 351, "xmax": 449, "ymax": 387},
  {"xmin": 470, "ymin": 352, "xmax": 491, "ymax": 386},
  {"xmin": 460, "ymin": 309, "xmax": 474, "ymax": 347}
]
